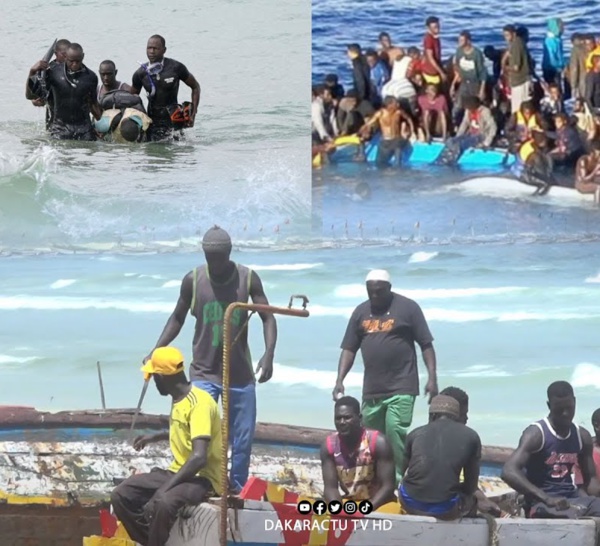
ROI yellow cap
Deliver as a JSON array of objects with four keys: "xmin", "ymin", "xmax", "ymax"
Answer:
[{"xmin": 141, "ymin": 347, "xmax": 185, "ymax": 379}]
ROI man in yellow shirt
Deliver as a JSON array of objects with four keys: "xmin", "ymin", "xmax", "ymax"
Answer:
[{"xmin": 110, "ymin": 346, "xmax": 222, "ymax": 546}]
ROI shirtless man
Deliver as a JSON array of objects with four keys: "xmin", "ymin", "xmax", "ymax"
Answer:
[
  {"xmin": 378, "ymin": 32, "xmax": 404, "ymax": 67},
  {"xmin": 359, "ymin": 96, "xmax": 414, "ymax": 166},
  {"xmin": 575, "ymin": 140, "xmax": 600, "ymax": 202}
]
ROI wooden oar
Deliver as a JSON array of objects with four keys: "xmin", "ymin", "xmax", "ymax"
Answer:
[{"xmin": 129, "ymin": 378, "xmax": 150, "ymax": 442}]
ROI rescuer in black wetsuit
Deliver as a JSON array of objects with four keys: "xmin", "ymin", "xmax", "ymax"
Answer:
[
  {"xmin": 131, "ymin": 35, "xmax": 201, "ymax": 142},
  {"xmin": 29, "ymin": 43, "xmax": 101, "ymax": 141},
  {"xmin": 26, "ymin": 38, "xmax": 71, "ymax": 129}
]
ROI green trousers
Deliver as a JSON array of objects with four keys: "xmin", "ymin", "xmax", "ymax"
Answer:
[{"xmin": 361, "ymin": 394, "xmax": 416, "ymax": 485}]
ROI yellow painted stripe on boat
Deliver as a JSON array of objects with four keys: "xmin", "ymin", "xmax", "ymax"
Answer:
[
  {"xmin": 265, "ymin": 481, "xmax": 285, "ymax": 504},
  {"xmin": 0, "ymin": 490, "xmax": 69, "ymax": 506},
  {"xmin": 334, "ymin": 135, "xmax": 360, "ymax": 147},
  {"xmin": 308, "ymin": 513, "xmax": 329, "ymax": 545}
]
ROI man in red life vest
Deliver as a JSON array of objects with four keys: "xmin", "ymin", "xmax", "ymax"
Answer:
[{"xmin": 320, "ymin": 396, "xmax": 396, "ymax": 510}]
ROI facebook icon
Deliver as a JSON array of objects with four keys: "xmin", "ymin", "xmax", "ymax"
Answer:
[{"xmin": 313, "ymin": 499, "xmax": 327, "ymax": 516}]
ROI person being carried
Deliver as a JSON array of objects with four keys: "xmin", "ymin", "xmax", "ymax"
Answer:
[
  {"xmin": 95, "ymin": 107, "xmax": 152, "ymax": 143},
  {"xmin": 436, "ymin": 95, "xmax": 497, "ymax": 166},
  {"xmin": 111, "ymin": 347, "xmax": 222, "ymax": 546},
  {"xmin": 333, "ymin": 269, "xmax": 438, "ymax": 485},
  {"xmin": 501, "ymin": 381, "xmax": 600, "ymax": 519},
  {"xmin": 131, "ymin": 35, "xmax": 201, "ymax": 141},
  {"xmin": 399, "ymin": 395, "xmax": 481, "ymax": 520},
  {"xmin": 28, "ymin": 43, "xmax": 101, "ymax": 141},
  {"xmin": 321, "ymin": 396, "xmax": 396, "ymax": 510},
  {"xmin": 144, "ymin": 226, "xmax": 277, "ymax": 495},
  {"xmin": 358, "ymin": 96, "xmax": 414, "ymax": 167}
]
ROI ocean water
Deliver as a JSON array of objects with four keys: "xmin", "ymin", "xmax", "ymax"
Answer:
[{"xmin": 311, "ymin": 0, "xmax": 600, "ymax": 447}]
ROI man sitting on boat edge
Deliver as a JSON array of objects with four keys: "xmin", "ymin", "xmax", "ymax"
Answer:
[
  {"xmin": 399, "ymin": 395, "xmax": 482, "ymax": 520},
  {"xmin": 501, "ymin": 381, "xmax": 600, "ymax": 519},
  {"xmin": 111, "ymin": 347, "xmax": 222, "ymax": 546},
  {"xmin": 320, "ymin": 396, "xmax": 396, "ymax": 510}
]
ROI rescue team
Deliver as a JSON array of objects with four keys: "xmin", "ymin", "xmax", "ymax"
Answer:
[
  {"xmin": 25, "ymin": 35, "xmax": 200, "ymax": 143},
  {"xmin": 107, "ymin": 226, "xmax": 600, "ymax": 546},
  {"xmin": 312, "ymin": 16, "xmax": 600, "ymax": 197}
]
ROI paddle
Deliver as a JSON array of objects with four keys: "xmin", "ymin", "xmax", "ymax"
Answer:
[{"xmin": 129, "ymin": 378, "xmax": 150, "ymax": 442}]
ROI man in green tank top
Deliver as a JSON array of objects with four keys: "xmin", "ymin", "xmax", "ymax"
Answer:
[{"xmin": 144, "ymin": 226, "xmax": 277, "ymax": 494}]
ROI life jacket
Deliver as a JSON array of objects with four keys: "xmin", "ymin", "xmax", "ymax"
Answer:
[
  {"xmin": 100, "ymin": 90, "xmax": 146, "ymax": 113},
  {"xmin": 516, "ymin": 111, "xmax": 540, "ymax": 140},
  {"xmin": 166, "ymin": 102, "xmax": 193, "ymax": 129},
  {"xmin": 518, "ymin": 139, "xmax": 536, "ymax": 163},
  {"xmin": 586, "ymin": 45, "xmax": 600, "ymax": 71}
]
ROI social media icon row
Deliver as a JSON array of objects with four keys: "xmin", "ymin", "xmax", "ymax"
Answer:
[{"xmin": 297, "ymin": 499, "xmax": 373, "ymax": 515}]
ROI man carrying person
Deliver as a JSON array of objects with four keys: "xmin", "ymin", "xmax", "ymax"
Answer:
[
  {"xmin": 111, "ymin": 346, "xmax": 222, "ymax": 546},
  {"xmin": 144, "ymin": 226, "xmax": 277, "ymax": 495},
  {"xmin": 131, "ymin": 35, "xmax": 201, "ymax": 141},
  {"xmin": 399, "ymin": 395, "xmax": 481, "ymax": 519},
  {"xmin": 28, "ymin": 43, "xmax": 101, "ymax": 140},
  {"xmin": 320, "ymin": 396, "xmax": 396, "ymax": 510},
  {"xmin": 501, "ymin": 381, "xmax": 600, "ymax": 518},
  {"xmin": 333, "ymin": 269, "xmax": 438, "ymax": 484}
]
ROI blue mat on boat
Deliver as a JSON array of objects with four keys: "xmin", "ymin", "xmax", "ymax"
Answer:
[{"xmin": 332, "ymin": 133, "xmax": 515, "ymax": 170}]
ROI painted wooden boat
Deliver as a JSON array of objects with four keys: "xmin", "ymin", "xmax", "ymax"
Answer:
[
  {"xmin": 8, "ymin": 406, "xmax": 596, "ymax": 546},
  {"xmin": 318, "ymin": 134, "xmax": 515, "ymax": 170}
]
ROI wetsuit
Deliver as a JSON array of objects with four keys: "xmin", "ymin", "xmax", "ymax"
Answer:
[
  {"xmin": 132, "ymin": 58, "xmax": 191, "ymax": 141},
  {"xmin": 43, "ymin": 62, "xmax": 98, "ymax": 141}
]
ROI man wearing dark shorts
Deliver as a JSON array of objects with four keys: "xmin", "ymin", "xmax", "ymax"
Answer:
[
  {"xmin": 111, "ymin": 347, "xmax": 221, "ymax": 546},
  {"xmin": 131, "ymin": 35, "xmax": 201, "ymax": 141},
  {"xmin": 28, "ymin": 43, "xmax": 101, "ymax": 141},
  {"xmin": 144, "ymin": 226, "xmax": 277, "ymax": 494},
  {"xmin": 501, "ymin": 381, "xmax": 600, "ymax": 518},
  {"xmin": 333, "ymin": 269, "xmax": 438, "ymax": 484},
  {"xmin": 400, "ymin": 395, "xmax": 481, "ymax": 519}
]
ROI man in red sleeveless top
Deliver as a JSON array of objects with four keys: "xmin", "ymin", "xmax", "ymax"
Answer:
[
  {"xmin": 502, "ymin": 381, "xmax": 600, "ymax": 518},
  {"xmin": 320, "ymin": 396, "xmax": 396, "ymax": 510}
]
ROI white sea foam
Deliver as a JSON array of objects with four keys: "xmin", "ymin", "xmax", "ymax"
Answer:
[
  {"xmin": 585, "ymin": 273, "xmax": 600, "ymax": 284},
  {"xmin": 408, "ymin": 251, "xmax": 439, "ymax": 264},
  {"xmin": 50, "ymin": 279, "xmax": 76, "ymax": 289},
  {"xmin": 162, "ymin": 280, "xmax": 181, "ymax": 288},
  {"xmin": 246, "ymin": 263, "xmax": 322, "ymax": 271},
  {"xmin": 0, "ymin": 354, "xmax": 40, "ymax": 364},
  {"xmin": 452, "ymin": 364, "xmax": 512, "ymax": 378},
  {"xmin": 0, "ymin": 296, "xmax": 595, "ymax": 323},
  {"xmin": 334, "ymin": 285, "xmax": 526, "ymax": 300},
  {"xmin": 267, "ymin": 363, "xmax": 363, "ymax": 389},
  {"xmin": 571, "ymin": 363, "xmax": 600, "ymax": 389}
]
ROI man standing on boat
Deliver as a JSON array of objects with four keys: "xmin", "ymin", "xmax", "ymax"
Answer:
[
  {"xmin": 131, "ymin": 35, "xmax": 201, "ymax": 141},
  {"xmin": 144, "ymin": 225, "xmax": 277, "ymax": 494},
  {"xmin": 321, "ymin": 395, "xmax": 396, "ymax": 510},
  {"xmin": 333, "ymin": 269, "xmax": 438, "ymax": 484},
  {"xmin": 501, "ymin": 381, "xmax": 600, "ymax": 518},
  {"xmin": 111, "ymin": 347, "xmax": 222, "ymax": 546},
  {"xmin": 502, "ymin": 24, "xmax": 531, "ymax": 114}
]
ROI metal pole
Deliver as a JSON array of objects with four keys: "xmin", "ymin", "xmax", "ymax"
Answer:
[
  {"xmin": 219, "ymin": 295, "xmax": 309, "ymax": 546},
  {"xmin": 97, "ymin": 361, "xmax": 106, "ymax": 410}
]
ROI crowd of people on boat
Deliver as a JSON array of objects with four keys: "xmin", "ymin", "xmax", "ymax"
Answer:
[
  {"xmin": 26, "ymin": 36, "xmax": 200, "ymax": 143},
  {"xmin": 103, "ymin": 228, "xmax": 600, "ymax": 545},
  {"xmin": 312, "ymin": 17, "xmax": 600, "ymax": 198}
]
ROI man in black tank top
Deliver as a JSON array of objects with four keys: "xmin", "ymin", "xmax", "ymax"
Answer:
[
  {"xmin": 144, "ymin": 226, "xmax": 277, "ymax": 494},
  {"xmin": 502, "ymin": 381, "xmax": 600, "ymax": 518},
  {"xmin": 131, "ymin": 35, "xmax": 201, "ymax": 142},
  {"xmin": 28, "ymin": 44, "xmax": 101, "ymax": 141}
]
